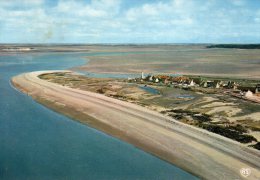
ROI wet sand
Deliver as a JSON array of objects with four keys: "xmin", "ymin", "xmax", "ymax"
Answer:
[
  {"xmin": 76, "ymin": 48, "xmax": 260, "ymax": 79},
  {"xmin": 12, "ymin": 71, "xmax": 260, "ymax": 180}
]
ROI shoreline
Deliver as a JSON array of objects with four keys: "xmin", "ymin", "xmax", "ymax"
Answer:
[
  {"xmin": 76, "ymin": 47, "xmax": 260, "ymax": 80},
  {"xmin": 75, "ymin": 65, "xmax": 260, "ymax": 80},
  {"xmin": 12, "ymin": 71, "xmax": 260, "ymax": 180}
]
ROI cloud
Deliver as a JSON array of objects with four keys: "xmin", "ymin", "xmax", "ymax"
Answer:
[
  {"xmin": 229, "ymin": 0, "xmax": 246, "ymax": 6},
  {"xmin": 55, "ymin": 0, "xmax": 120, "ymax": 18},
  {"xmin": 255, "ymin": 10, "xmax": 260, "ymax": 22},
  {"xmin": 0, "ymin": 0, "xmax": 259, "ymax": 43}
]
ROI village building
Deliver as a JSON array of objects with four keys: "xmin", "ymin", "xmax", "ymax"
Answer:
[
  {"xmin": 233, "ymin": 83, "xmax": 238, "ymax": 90},
  {"xmin": 149, "ymin": 75, "xmax": 154, "ymax": 81},
  {"xmin": 215, "ymin": 82, "xmax": 220, "ymax": 88},
  {"xmin": 164, "ymin": 79, "xmax": 169, "ymax": 84},
  {"xmin": 203, "ymin": 82, "xmax": 207, "ymax": 88},
  {"xmin": 227, "ymin": 81, "xmax": 236, "ymax": 89},
  {"xmin": 141, "ymin": 72, "xmax": 145, "ymax": 79},
  {"xmin": 192, "ymin": 78, "xmax": 202, "ymax": 85},
  {"xmin": 203, "ymin": 81, "xmax": 214, "ymax": 88},
  {"xmin": 172, "ymin": 76, "xmax": 190, "ymax": 84},
  {"xmin": 255, "ymin": 84, "xmax": 260, "ymax": 94},
  {"xmin": 218, "ymin": 81, "xmax": 224, "ymax": 86},
  {"xmin": 245, "ymin": 90, "xmax": 254, "ymax": 98},
  {"xmin": 189, "ymin": 80, "xmax": 195, "ymax": 86}
]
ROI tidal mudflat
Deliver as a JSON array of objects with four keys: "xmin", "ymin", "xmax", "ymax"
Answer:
[{"xmin": 76, "ymin": 45, "xmax": 260, "ymax": 79}]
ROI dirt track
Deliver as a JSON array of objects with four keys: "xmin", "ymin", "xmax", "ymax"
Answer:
[{"xmin": 12, "ymin": 71, "xmax": 260, "ymax": 180}]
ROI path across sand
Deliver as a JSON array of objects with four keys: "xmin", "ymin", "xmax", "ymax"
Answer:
[{"xmin": 12, "ymin": 71, "xmax": 260, "ymax": 180}]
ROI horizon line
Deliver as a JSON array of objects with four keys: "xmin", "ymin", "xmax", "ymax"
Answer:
[{"xmin": 1, "ymin": 43, "xmax": 260, "ymax": 46}]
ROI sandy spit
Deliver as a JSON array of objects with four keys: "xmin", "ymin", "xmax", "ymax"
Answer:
[{"xmin": 12, "ymin": 71, "xmax": 260, "ymax": 180}]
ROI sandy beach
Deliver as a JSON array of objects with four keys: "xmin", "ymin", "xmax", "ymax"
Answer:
[{"xmin": 12, "ymin": 71, "xmax": 260, "ymax": 180}]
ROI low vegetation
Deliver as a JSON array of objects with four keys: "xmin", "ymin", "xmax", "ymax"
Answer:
[
  {"xmin": 198, "ymin": 124, "xmax": 257, "ymax": 144},
  {"xmin": 207, "ymin": 44, "xmax": 260, "ymax": 49},
  {"xmin": 161, "ymin": 109, "xmax": 211, "ymax": 122},
  {"xmin": 161, "ymin": 109, "xmax": 257, "ymax": 144},
  {"xmin": 250, "ymin": 142, "xmax": 260, "ymax": 150},
  {"xmin": 39, "ymin": 72, "xmax": 260, "ymax": 150}
]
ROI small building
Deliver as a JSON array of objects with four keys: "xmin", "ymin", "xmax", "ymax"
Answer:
[
  {"xmin": 171, "ymin": 76, "xmax": 189, "ymax": 84},
  {"xmin": 149, "ymin": 75, "xmax": 154, "ymax": 82},
  {"xmin": 164, "ymin": 79, "xmax": 169, "ymax": 84},
  {"xmin": 192, "ymin": 77, "xmax": 202, "ymax": 85},
  {"xmin": 203, "ymin": 82, "xmax": 207, "ymax": 88},
  {"xmin": 203, "ymin": 81, "xmax": 214, "ymax": 88},
  {"xmin": 245, "ymin": 90, "xmax": 254, "ymax": 98},
  {"xmin": 189, "ymin": 80, "xmax": 195, "ymax": 86},
  {"xmin": 141, "ymin": 72, "xmax": 145, "ymax": 79},
  {"xmin": 227, "ymin": 81, "xmax": 237, "ymax": 89},
  {"xmin": 255, "ymin": 84, "xmax": 260, "ymax": 94},
  {"xmin": 233, "ymin": 83, "xmax": 238, "ymax": 90}
]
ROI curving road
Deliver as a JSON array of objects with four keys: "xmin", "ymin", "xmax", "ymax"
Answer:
[{"xmin": 12, "ymin": 71, "xmax": 260, "ymax": 180}]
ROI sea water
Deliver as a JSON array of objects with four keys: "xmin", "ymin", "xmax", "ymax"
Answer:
[{"xmin": 0, "ymin": 52, "xmax": 198, "ymax": 180}]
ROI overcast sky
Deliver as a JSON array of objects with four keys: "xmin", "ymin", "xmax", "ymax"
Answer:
[{"xmin": 0, "ymin": 0, "xmax": 260, "ymax": 43}]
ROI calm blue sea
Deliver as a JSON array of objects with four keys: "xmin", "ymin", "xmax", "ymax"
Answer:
[{"xmin": 0, "ymin": 52, "xmax": 198, "ymax": 180}]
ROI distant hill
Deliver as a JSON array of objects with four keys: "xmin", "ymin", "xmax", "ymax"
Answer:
[{"xmin": 207, "ymin": 44, "xmax": 260, "ymax": 49}]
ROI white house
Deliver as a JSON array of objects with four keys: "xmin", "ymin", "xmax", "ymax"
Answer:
[
  {"xmin": 189, "ymin": 80, "xmax": 195, "ymax": 86},
  {"xmin": 141, "ymin": 72, "xmax": 145, "ymax": 79},
  {"xmin": 245, "ymin": 90, "xmax": 253, "ymax": 98}
]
